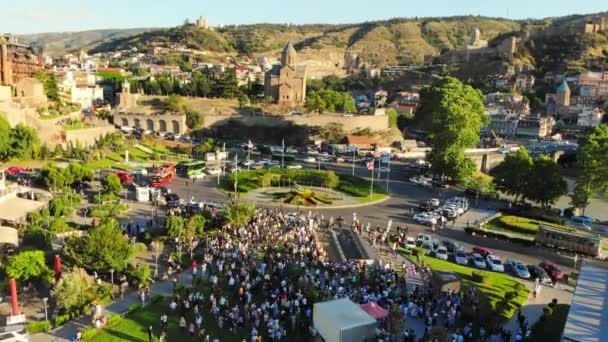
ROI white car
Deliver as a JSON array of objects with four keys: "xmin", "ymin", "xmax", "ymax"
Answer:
[
  {"xmin": 304, "ymin": 157, "xmax": 316, "ymax": 163},
  {"xmin": 435, "ymin": 246, "xmax": 448, "ymax": 261},
  {"xmin": 422, "ymin": 242, "xmax": 433, "ymax": 255},
  {"xmin": 0, "ymin": 325, "xmax": 28, "ymax": 342},
  {"xmin": 286, "ymin": 164, "xmax": 302, "ymax": 169},
  {"xmin": 259, "ymin": 159, "xmax": 272, "ymax": 165},
  {"xmin": 271, "ymin": 146, "xmax": 283, "ymax": 153},
  {"xmin": 285, "ymin": 148, "xmax": 298, "ymax": 154},
  {"xmin": 242, "ymin": 160, "xmax": 255, "ymax": 167},
  {"xmin": 377, "ymin": 167, "xmax": 390, "ymax": 173},
  {"xmin": 454, "ymin": 249, "xmax": 468, "ymax": 265},
  {"xmin": 188, "ymin": 172, "xmax": 206, "ymax": 179},
  {"xmin": 409, "ymin": 177, "xmax": 421, "ymax": 184},
  {"xmin": 429, "ymin": 198, "xmax": 440, "ymax": 207},
  {"xmin": 405, "ymin": 237, "xmax": 417, "ymax": 250},
  {"xmin": 267, "ymin": 160, "xmax": 280, "ymax": 167},
  {"xmin": 416, "ymin": 233, "xmax": 432, "ymax": 245},
  {"xmin": 319, "ymin": 152, "xmax": 330, "ymax": 158},
  {"xmin": 206, "ymin": 168, "xmax": 222, "ymax": 175},
  {"xmin": 307, "ymin": 150, "xmax": 319, "ymax": 155},
  {"xmin": 486, "ymin": 254, "xmax": 505, "ymax": 272},
  {"xmin": 472, "ymin": 253, "xmax": 486, "ymax": 269}
]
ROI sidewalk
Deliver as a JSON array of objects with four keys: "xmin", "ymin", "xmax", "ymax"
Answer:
[{"xmin": 30, "ymin": 271, "xmax": 193, "ymax": 342}]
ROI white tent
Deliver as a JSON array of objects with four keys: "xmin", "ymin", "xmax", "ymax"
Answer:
[{"xmin": 313, "ymin": 298, "xmax": 377, "ymax": 342}]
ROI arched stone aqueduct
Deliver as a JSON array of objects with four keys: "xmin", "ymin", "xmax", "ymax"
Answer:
[{"xmin": 115, "ymin": 113, "xmax": 187, "ymax": 134}]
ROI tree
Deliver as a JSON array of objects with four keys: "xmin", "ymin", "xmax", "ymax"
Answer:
[
  {"xmin": 166, "ymin": 215, "xmax": 185, "ymax": 242},
  {"xmin": 130, "ymin": 264, "xmax": 152, "ymax": 289},
  {"xmin": 54, "ymin": 267, "xmax": 93, "ymax": 311},
  {"xmin": 386, "ymin": 108, "xmax": 398, "ymax": 128},
  {"xmin": 165, "ymin": 94, "xmax": 183, "ymax": 111},
  {"xmin": 572, "ymin": 124, "xmax": 608, "ymax": 212},
  {"xmin": 185, "ymin": 110, "xmax": 202, "ymax": 129},
  {"xmin": 492, "ymin": 147, "xmax": 534, "ymax": 202},
  {"xmin": 417, "ymin": 77, "xmax": 489, "ymax": 182},
  {"xmin": 0, "ymin": 115, "xmax": 12, "ymax": 161},
  {"xmin": 525, "ymin": 155, "xmax": 568, "ymax": 208},
  {"xmin": 101, "ymin": 173, "xmax": 123, "ymax": 195},
  {"xmin": 6, "ymin": 251, "xmax": 51, "ymax": 283},
  {"xmin": 8, "ymin": 124, "xmax": 39, "ymax": 159},
  {"xmin": 223, "ymin": 201, "xmax": 256, "ymax": 228},
  {"xmin": 34, "ymin": 70, "xmax": 59, "ymax": 102},
  {"xmin": 63, "ymin": 219, "xmax": 131, "ymax": 272},
  {"xmin": 184, "ymin": 215, "xmax": 205, "ymax": 259}
]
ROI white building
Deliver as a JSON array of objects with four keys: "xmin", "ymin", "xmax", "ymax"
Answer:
[
  {"xmin": 577, "ymin": 107, "xmax": 605, "ymax": 127},
  {"xmin": 57, "ymin": 71, "xmax": 104, "ymax": 108}
]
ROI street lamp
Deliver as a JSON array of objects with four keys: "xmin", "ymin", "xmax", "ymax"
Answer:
[{"xmin": 109, "ymin": 268, "xmax": 115, "ymax": 290}]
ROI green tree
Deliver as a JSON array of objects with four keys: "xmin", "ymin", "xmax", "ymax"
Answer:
[
  {"xmin": 39, "ymin": 164, "xmax": 66, "ymax": 191},
  {"xmin": 101, "ymin": 173, "xmax": 123, "ymax": 195},
  {"xmin": 572, "ymin": 124, "xmax": 608, "ymax": 212},
  {"xmin": 223, "ymin": 201, "xmax": 256, "ymax": 228},
  {"xmin": 305, "ymin": 92, "xmax": 327, "ymax": 113},
  {"xmin": 63, "ymin": 219, "xmax": 131, "ymax": 272},
  {"xmin": 54, "ymin": 267, "xmax": 93, "ymax": 311},
  {"xmin": 525, "ymin": 155, "xmax": 568, "ymax": 208},
  {"xmin": 218, "ymin": 69, "xmax": 239, "ymax": 98},
  {"xmin": 8, "ymin": 124, "xmax": 39, "ymax": 159},
  {"xmin": 166, "ymin": 215, "xmax": 185, "ymax": 242},
  {"xmin": 492, "ymin": 147, "xmax": 534, "ymax": 202},
  {"xmin": 165, "ymin": 94, "xmax": 183, "ymax": 111},
  {"xmin": 0, "ymin": 115, "xmax": 12, "ymax": 161},
  {"xmin": 185, "ymin": 110, "xmax": 201, "ymax": 129},
  {"xmin": 34, "ymin": 70, "xmax": 59, "ymax": 102},
  {"xmin": 6, "ymin": 250, "xmax": 51, "ymax": 283},
  {"xmin": 130, "ymin": 264, "xmax": 152, "ymax": 289},
  {"xmin": 386, "ymin": 108, "xmax": 398, "ymax": 128},
  {"xmin": 417, "ymin": 77, "xmax": 489, "ymax": 182},
  {"xmin": 184, "ymin": 214, "xmax": 205, "ymax": 259}
]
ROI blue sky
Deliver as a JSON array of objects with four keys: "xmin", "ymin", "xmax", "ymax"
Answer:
[{"xmin": 5, "ymin": 0, "xmax": 607, "ymax": 34}]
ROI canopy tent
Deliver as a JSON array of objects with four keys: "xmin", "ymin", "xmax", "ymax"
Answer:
[
  {"xmin": 360, "ymin": 302, "xmax": 389, "ymax": 320},
  {"xmin": 313, "ymin": 298, "xmax": 377, "ymax": 342},
  {"xmin": 0, "ymin": 226, "xmax": 18, "ymax": 246}
]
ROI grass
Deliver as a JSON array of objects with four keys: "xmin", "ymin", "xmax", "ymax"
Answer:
[
  {"xmin": 484, "ymin": 215, "xmax": 575, "ymax": 237},
  {"xmin": 413, "ymin": 255, "xmax": 529, "ymax": 321},
  {"xmin": 529, "ymin": 304, "xmax": 570, "ymax": 342}
]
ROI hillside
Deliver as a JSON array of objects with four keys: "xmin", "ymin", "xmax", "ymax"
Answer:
[{"xmin": 17, "ymin": 28, "xmax": 158, "ymax": 55}]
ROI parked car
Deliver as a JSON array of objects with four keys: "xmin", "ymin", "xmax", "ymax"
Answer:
[
  {"xmin": 454, "ymin": 249, "xmax": 468, "ymax": 265},
  {"xmin": 251, "ymin": 163, "xmax": 265, "ymax": 170},
  {"xmin": 539, "ymin": 261, "xmax": 564, "ymax": 280},
  {"xmin": 505, "ymin": 259, "xmax": 531, "ymax": 279},
  {"xmin": 471, "ymin": 247, "xmax": 492, "ymax": 258},
  {"xmin": 304, "ymin": 157, "xmax": 316, "ymax": 163},
  {"xmin": 442, "ymin": 240, "xmax": 460, "ymax": 254},
  {"xmin": 241, "ymin": 160, "xmax": 255, "ymax": 167},
  {"xmin": 405, "ymin": 237, "xmax": 417, "ymax": 250},
  {"xmin": 429, "ymin": 198, "xmax": 440, "ymax": 207},
  {"xmin": 416, "ymin": 233, "xmax": 432, "ymax": 245},
  {"xmin": 472, "ymin": 253, "xmax": 486, "ymax": 269},
  {"xmin": 486, "ymin": 254, "xmax": 505, "ymax": 272},
  {"xmin": 267, "ymin": 160, "xmax": 280, "ymax": 167},
  {"xmin": 285, "ymin": 147, "xmax": 298, "ymax": 154},
  {"xmin": 571, "ymin": 215, "xmax": 593, "ymax": 224},
  {"xmin": 409, "ymin": 177, "xmax": 421, "ymax": 184},
  {"xmin": 422, "ymin": 242, "xmax": 433, "ymax": 255},
  {"xmin": 528, "ymin": 265, "xmax": 553, "ymax": 285},
  {"xmin": 5, "ymin": 167, "xmax": 26, "ymax": 175},
  {"xmin": 286, "ymin": 164, "xmax": 302, "ymax": 169},
  {"xmin": 435, "ymin": 246, "xmax": 449, "ymax": 261}
]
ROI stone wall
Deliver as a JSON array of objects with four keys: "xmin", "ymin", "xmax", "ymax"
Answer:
[
  {"xmin": 62, "ymin": 125, "xmax": 115, "ymax": 147},
  {"xmin": 203, "ymin": 113, "xmax": 388, "ymax": 132}
]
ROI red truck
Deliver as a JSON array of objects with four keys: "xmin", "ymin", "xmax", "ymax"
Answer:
[
  {"xmin": 115, "ymin": 171, "xmax": 134, "ymax": 184},
  {"xmin": 150, "ymin": 163, "xmax": 175, "ymax": 187}
]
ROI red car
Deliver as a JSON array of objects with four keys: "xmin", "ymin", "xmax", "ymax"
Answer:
[
  {"xmin": 4, "ymin": 167, "xmax": 26, "ymax": 175},
  {"xmin": 539, "ymin": 261, "xmax": 564, "ymax": 280},
  {"xmin": 471, "ymin": 246, "xmax": 492, "ymax": 258}
]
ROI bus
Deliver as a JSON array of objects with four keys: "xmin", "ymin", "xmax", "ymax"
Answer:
[
  {"xmin": 536, "ymin": 224, "xmax": 602, "ymax": 257},
  {"xmin": 150, "ymin": 163, "xmax": 176, "ymax": 187},
  {"xmin": 177, "ymin": 160, "xmax": 206, "ymax": 177}
]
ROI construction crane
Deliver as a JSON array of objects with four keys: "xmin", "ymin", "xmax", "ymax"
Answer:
[{"xmin": 490, "ymin": 129, "xmax": 505, "ymax": 148}]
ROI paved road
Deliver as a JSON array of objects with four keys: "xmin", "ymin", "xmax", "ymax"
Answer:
[{"xmin": 164, "ymin": 160, "xmax": 576, "ymax": 273}]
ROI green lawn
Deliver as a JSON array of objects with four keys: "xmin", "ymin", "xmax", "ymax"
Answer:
[
  {"xmin": 221, "ymin": 169, "xmax": 387, "ymax": 203},
  {"xmin": 485, "ymin": 215, "xmax": 575, "ymax": 237},
  {"xmin": 414, "ymin": 255, "xmax": 529, "ymax": 320},
  {"xmin": 63, "ymin": 122, "xmax": 93, "ymax": 130}
]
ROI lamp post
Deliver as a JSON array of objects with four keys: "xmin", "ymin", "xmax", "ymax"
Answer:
[
  {"xmin": 110, "ymin": 268, "xmax": 115, "ymax": 292},
  {"xmin": 352, "ymin": 148, "xmax": 356, "ymax": 176},
  {"xmin": 42, "ymin": 297, "xmax": 48, "ymax": 321}
]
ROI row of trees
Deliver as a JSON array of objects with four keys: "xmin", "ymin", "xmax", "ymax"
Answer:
[
  {"xmin": 493, "ymin": 148, "xmax": 567, "ymax": 208},
  {"xmin": 39, "ymin": 163, "xmax": 94, "ymax": 191},
  {"xmin": 305, "ymin": 89, "xmax": 357, "ymax": 113}
]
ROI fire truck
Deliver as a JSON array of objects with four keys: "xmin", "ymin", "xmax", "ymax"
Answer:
[{"xmin": 149, "ymin": 163, "xmax": 176, "ymax": 187}]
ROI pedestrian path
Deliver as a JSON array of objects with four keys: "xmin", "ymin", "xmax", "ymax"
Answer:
[{"xmin": 30, "ymin": 271, "xmax": 193, "ymax": 342}]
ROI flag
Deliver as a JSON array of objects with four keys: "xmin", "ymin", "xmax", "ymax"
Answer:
[
  {"xmin": 247, "ymin": 140, "xmax": 253, "ymax": 149},
  {"xmin": 366, "ymin": 161, "xmax": 374, "ymax": 170}
]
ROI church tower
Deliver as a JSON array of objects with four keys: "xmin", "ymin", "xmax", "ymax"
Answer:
[
  {"xmin": 281, "ymin": 42, "xmax": 297, "ymax": 67},
  {"xmin": 556, "ymin": 80, "xmax": 570, "ymax": 107}
]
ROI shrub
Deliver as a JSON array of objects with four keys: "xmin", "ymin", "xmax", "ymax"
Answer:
[
  {"xmin": 472, "ymin": 271, "xmax": 486, "ymax": 283},
  {"xmin": 93, "ymin": 193, "xmax": 120, "ymax": 204},
  {"xmin": 26, "ymin": 320, "xmax": 51, "ymax": 334},
  {"xmin": 127, "ymin": 303, "xmax": 143, "ymax": 314},
  {"xmin": 130, "ymin": 242, "xmax": 148, "ymax": 256},
  {"xmin": 54, "ymin": 313, "xmax": 71, "ymax": 327},
  {"xmin": 81, "ymin": 327, "xmax": 98, "ymax": 340},
  {"xmin": 106, "ymin": 314, "xmax": 123, "ymax": 328},
  {"xmin": 151, "ymin": 295, "xmax": 163, "ymax": 304}
]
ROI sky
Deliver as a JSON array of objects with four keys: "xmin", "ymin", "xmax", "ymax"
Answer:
[{"xmin": 4, "ymin": 0, "xmax": 607, "ymax": 34}]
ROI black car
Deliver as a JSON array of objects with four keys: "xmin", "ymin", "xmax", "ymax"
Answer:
[
  {"xmin": 441, "ymin": 240, "xmax": 460, "ymax": 254},
  {"xmin": 527, "ymin": 265, "xmax": 552, "ymax": 285}
]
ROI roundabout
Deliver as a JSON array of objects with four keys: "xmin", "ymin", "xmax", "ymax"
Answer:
[{"xmin": 219, "ymin": 168, "xmax": 389, "ymax": 208}]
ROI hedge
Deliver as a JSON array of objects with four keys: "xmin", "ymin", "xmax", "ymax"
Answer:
[
  {"xmin": 127, "ymin": 303, "xmax": 143, "ymax": 314},
  {"xmin": 54, "ymin": 313, "xmax": 71, "ymax": 327},
  {"xmin": 472, "ymin": 271, "xmax": 486, "ymax": 283},
  {"xmin": 464, "ymin": 226, "xmax": 536, "ymax": 246},
  {"xmin": 412, "ymin": 247, "xmax": 426, "ymax": 257},
  {"xmin": 26, "ymin": 320, "xmax": 51, "ymax": 334}
]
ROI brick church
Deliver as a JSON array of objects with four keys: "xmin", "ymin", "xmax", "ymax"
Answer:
[{"xmin": 264, "ymin": 42, "xmax": 307, "ymax": 107}]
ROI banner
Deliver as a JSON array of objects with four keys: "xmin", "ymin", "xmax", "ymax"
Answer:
[{"xmin": 366, "ymin": 161, "xmax": 374, "ymax": 170}]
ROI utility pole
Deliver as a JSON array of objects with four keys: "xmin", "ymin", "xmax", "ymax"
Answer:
[
  {"xmin": 370, "ymin": 158, "xmax": 375, "ymax": 198},
  {"xmin": 352, "ymin": 148, "xmax": 356, "ymax": 176}
]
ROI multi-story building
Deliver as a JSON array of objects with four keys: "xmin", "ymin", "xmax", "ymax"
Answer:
[
  {"xmin": 516, "ymin": 116, "xmax": 555, "ymax": 138},
  {"xmin": 483, "ymin": 111, "xmax": 519, "ymax": 137},
  {"xmin": 55, "ymin": 71, "xmax": 103, "ymax": 108},
  {"xmin": 0, "ymin": 34, "xmax": 45, "ymax": 86}
]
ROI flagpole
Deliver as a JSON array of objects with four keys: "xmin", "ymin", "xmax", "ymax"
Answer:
[
  {"xmin": 386, "ymin": 156, "xmax": 390, "ymax": 194},
  {"xmin": 370, "ymin": 159, "xmax": 375, "ymax": 199},
  {"xmin": 352, "ymin": 148, "xmax": 356, "ymax": 176},
  {"xmin": 281, "ymin": 138, "xmax": 285, "ymax": 169}
]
